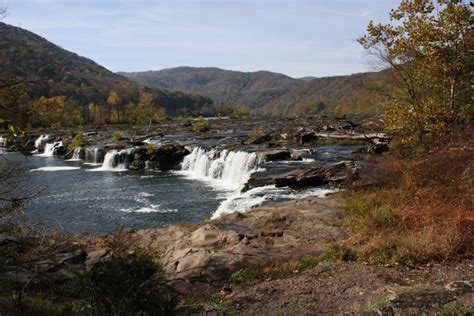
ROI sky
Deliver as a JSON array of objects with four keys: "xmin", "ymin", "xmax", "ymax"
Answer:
[{"xmin": 3, "ymin": 0, "xmax": 400, "ymax": 78}]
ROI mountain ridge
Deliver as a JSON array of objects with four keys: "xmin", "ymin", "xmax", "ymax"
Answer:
[
  {"xmin": 121, "ymin": 66, "xmax": 302, "ymax": 109},
  {"xmin": 121, "ymin": 66, "xmax": 388, "ymax": 114},
  {"xmin": 0, "ymin": 22, "xmax": 215, "ymax": 122}
]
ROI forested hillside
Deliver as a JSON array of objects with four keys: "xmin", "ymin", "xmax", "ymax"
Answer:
[
  {"xmin": 121, "ymin": 67, "xmax": 301, "ymax": 109},
  {"xmin": 262, "ymin": 71, "xmax": 389, "ymax": 116},
  {"xmin": 0, "ymin": 22, "xmax": 215, "ymax": 127},
  {"xmin": 122, "ymin": 67, "xmax": 389, "ymax": 115}
]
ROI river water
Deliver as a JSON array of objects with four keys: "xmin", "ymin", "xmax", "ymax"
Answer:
[{"xmin": 3, "ymin": 143, "xmax": 360, "ymax": 235}]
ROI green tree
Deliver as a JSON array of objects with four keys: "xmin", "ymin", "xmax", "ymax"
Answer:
[
  {"xmin": 68, "ymin": 128, "xmax": 85, "ymax": 151},
  {"xmin": 358, "ymin": 0, "xmax": 472, "ymax": 146},
  {"xmin": 192, "ymin": 116, "xmax": 211, "ymax": 132},
  {"xmin": 107, "ymin": 90, "xmax": 122, "ymax": 123}
]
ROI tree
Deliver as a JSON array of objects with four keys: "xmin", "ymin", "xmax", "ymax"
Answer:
[
  {"xmin": 125, "ymin": 90, "xmax": 167, "ymax": 124},
  {"xmin": 358, "ymin": 0, "xmax": 472, "ymax": 145},
  {"xmin": 107, "ymin": 90, "xmax": 121, "ymax": 123},
  {"xmin": 0, "ymin": 5, "xmax": 38, "ymax": 218}
]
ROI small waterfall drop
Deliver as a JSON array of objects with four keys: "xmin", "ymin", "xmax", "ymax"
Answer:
[
  {"xmin": 180, "ymin": 147, "xmax": 257, "ymax": 191},
  {"xmin": 84, "ymin": 146, "xmax": 105, "ymax": 164},
  {"xmin": 96, "ymin": 149, "xmax": 133, "ymax": 171},
  {"xmin": 38, "ymin": 141, "xmax": 63, "ymax": 157},
  {"xmin": 34, "ymin": 134, "xmax": 49, "ymax": 149},
  {"xmin": 69, "ymin": 147, "xmax": 84, "ymax": 161}
]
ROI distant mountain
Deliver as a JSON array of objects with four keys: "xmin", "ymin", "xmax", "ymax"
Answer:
[
  {"xmin": 122, "ymin": 67, "xmax": 389, "ymax": 114},
  {"xmin": 120, "ymin": 67, "xmax": 301, "ymax": 109},
  {"xmin": 0, "ymin": 22, "xmax": 214, "ymax": 121},
  {"xmin": 263, "ymin": 71, "xmax": 389, "ymax": 116},
  {"xmin": 298, "ymin": 76, "xmax": 317, "ymax": 81}
]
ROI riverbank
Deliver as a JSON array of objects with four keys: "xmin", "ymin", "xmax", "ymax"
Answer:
[
  {"xmin": 7, "ymin": 116, "xmax": 381, "ymax": 235},
  {"xmin": 1, "ymin": 117, "xmax": 472, "ymax": 314},
  {"xmin": 1, "ymin": 195, "xmax": 472, "ymax": 315}
]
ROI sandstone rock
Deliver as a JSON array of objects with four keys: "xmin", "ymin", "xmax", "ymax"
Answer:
[
  {"xmin": 290, "ymin": 149, "xmax": 314, "ymax": 160},
  {"xmin": 249, "ymin": 132, "xmax": 273, "ymax": 145},
  {"xmin": 273, "ymin": 161, "xmax": 358, "ymax": 187},
  {"xmin": 368, "ymin": 137, "xmax": 390, "ymax": 154},
  {"xmin": 145, "ymin": 160, "xmax": 160, "ymax": 170},
  {"xmin": 297, "ymin": 131, "xmax": 317, "ymax": 145},
  {"xmin": 257, "ymin": 149, "xmax": 291, "ymax": 161},
  {"xmin": 157, "ymin": 199, "xmax": 347, "ymax": 283},
  {"xmin": 129, "ymin": 160, "xmax": 145, "ymax": 170}
]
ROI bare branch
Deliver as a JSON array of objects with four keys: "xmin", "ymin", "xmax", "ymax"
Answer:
[{"xmin": 0, "ymin": 5, "xmax": 7, "ymax": 20}]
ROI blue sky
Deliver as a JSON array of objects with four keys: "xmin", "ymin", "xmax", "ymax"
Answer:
[{"xmin": 3, "ymin": 0, "xmax": 399, "ymax": 78}]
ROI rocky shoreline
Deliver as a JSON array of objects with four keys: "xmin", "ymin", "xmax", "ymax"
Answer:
[
  {"xmin": 2, "ymin": 196, "xmax": 472, "ymax": 315},
  {"xmin": 2, "ymin": 116, "xmax": 471, "ymax": 314}
]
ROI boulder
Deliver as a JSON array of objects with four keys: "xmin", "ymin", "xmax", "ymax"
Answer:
[
  {"xmin": 257, "ymin": 149, "xmax": 291, "ymax": 161},
  {"xmin": 273, "ymin": 161, "xmax": 358, "ymax": 187},
  {"xmin": 297, "ymin": 131, "xmax": 317, "ymax": 145},
  {"xmin": 129, "ymin": 160, "xmax": 145, "ymax": 170},
  {"xmin": 367, "ymin": 138, "xmax": 390, "ymax": 154},
  {"xmin": 129, "ymin": 144, "xmax": 189, "ymax": 171},
  {"xmin": 145, "ymin": 160, "xmax": 160, "ymax": 170},
  {"xmin": 249, "ymin": 132, "xmax": 273, "ymax": 145},
  {"xmin": 291, "ymin": 149, "xmax": 314, "ymax": 160}
]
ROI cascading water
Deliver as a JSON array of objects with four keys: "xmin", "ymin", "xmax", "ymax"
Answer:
[
  {"xmin": 69, "ymin": 147, "xmax": 84, "ymax": 161},
  {"xmin": 38, "ymin": 141, "xmax": 63, "ymax": 157},
  {"xmin": 95, "ymin": 149, "xmax": 133, "ymax": 171},
  {"xmin": 34, "ymin": 134, "xmax": 49, "ymax": 148},
  {"xmin": 84, "ymin": 146, "xmax": 105, "ymax": 164},
  {"xmin": 180, "ymin": 147, "xmax": 257, "ymax": 191}
]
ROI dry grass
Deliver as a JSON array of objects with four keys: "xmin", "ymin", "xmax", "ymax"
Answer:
[{"xmin": 343, "ymin": 134, "xmax": 474, "ymax": 265}]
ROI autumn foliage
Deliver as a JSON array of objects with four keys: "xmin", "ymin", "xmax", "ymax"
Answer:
[
  {"xmin": 345, "ymin": 131, "xmax": 473, "ymax": 264},
  {"xmin": 359, "ymin": 0, "xmax": 472, "ymax": 146}
]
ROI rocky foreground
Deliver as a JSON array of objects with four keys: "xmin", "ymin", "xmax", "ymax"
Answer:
[
  {"xmin": 1, "ymin": 116, "xmax": 472, "ymax": 314},
  {"xmin": 2, "ymin": 196, "xmax": 472, "ymax": 315}
]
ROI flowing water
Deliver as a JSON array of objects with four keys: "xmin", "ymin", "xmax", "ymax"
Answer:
[
  {"xmin": 7, "ymin": 138, "xmax": 361, "ymax": 235},
  {"xmin": 19, "ymin": 154, "xmax": 227, "ymax": 235}
]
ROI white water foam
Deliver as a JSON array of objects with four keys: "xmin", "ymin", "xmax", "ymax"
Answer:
[
  {"xmin": 30, "ymin": 166, "xmax": 80, "ymax": 172},
  {"xmin": 212, "ymin": 185, "xmax": 336, "ymax": 219},
  {"xmin": 36, "ymin": 141, "xmax": 63, "ymax": 157},
  {"xmin": 90, "ymin": 149, "xmax": 133, "ymax": 171},
  {"xmin": 120, "ymin": 192, "xmax": 177, "ymax": 213},
  {"xmin": 180, "ymin": 147, "xmax": 257, "ymax": 191},
  {"xmin": 120, "ymin": 206, "xmax": 177, "ymax": 213},
  {"xmin": 34, "ymin": 134, "xmax": 49, "ymax": 148},
  {"xmin": 66, "ymin": 147, "xmax": 83, "ymax": 161}
]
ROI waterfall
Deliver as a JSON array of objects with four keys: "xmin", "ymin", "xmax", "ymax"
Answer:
[
  {"xmin": 96, "ymin": 149, "xmax": 133, "ymax": 170},
  {"xmin": 180, "ymin": 147, "xmax": 257, "ymax": 191},
  {"xmin": 69, "ymin": 147, "xmax": 84, "ymax": 161},
  {"xmin": 84, "ymin": 146, "xmax": 105, "ymax": 164},
  {"xmin": 38, "ymin": 141, "xmax": 63, "ymax": 157},
  {"xmin": 34, "ymin": 134, "xmax": 49, "ymax": 149}
]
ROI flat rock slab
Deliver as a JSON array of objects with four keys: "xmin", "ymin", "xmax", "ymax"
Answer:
[
  {"xmin": 229, "ymin": 261, "xmax": 474, "ymax": 315},
  {"xmin": 129, "ymin": 197, "xmax": 347, "ymax": 284}
]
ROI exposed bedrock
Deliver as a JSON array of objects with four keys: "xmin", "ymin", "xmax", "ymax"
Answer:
[
  {"xmin": 247, "ymin": 160, "xmax": 358, "ymax": 189},
  {"xmin": 126, "ymin": 197, "xmax": 347, "ymax": 285}
]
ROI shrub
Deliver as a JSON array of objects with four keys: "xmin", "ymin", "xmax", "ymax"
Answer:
[
  {"xmin": 143, "ymin": 143, "xmax": 157, "ymax": 156},
  {"xmin": 299, "ymin": 256, "xmax": 319, "ymax": 269},
  {"xmin": 112, "ymin": 130, "xmax": 122, "ymax": 141},
  {"xmin": 247, "ymin": 127, "xmax": 265, "ymax": 143},
  {"xmin": 343, "ymin": 134, "xmax": 474, "ymax": 265},
  {"xmin": 78, "ymin": 233, "xmax": 177, "ymax": 315},
  {"xmin": 67, "ymin": 129, "xmax": 84, "ymax": 151},
  {"xmin": 192, "ymin": 117, "xmax": 210, "ymax": 133}
]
